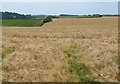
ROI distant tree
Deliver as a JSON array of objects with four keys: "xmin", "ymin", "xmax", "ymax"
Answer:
[
  {"xmin": 0, "ymin": 12, "xmax": 2, "ymax": 19},
  {"xmin": 51, "ymin": 15, "xmax": 59, "ymax": 18},
  {"xmin": 43, "ymin": 16, "xmax": 53, "ymax": 23},
  {"xmin": 88, "ymin": 14, "xmax": 92, "ymax": 16},
  {"xmin": 93, "ymin": 14, "xmax": 102, "ymax": 17},
  {"xmin": 60, "ymin": 14, "xmax": 78, "ymax": 16}
]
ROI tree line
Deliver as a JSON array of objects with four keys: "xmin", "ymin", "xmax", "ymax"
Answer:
[
  {"xmin": 0, "ymin": 12, "xmax": 32, "ymax": 19},
  {"xmin": 1, "ymin": 11, "xmax": 119, "ymax": 20}
]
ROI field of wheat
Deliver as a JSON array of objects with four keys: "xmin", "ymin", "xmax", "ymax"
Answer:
[{"xmin": 2, "ymin": 17, "xmax": 118, "ymax": 82}]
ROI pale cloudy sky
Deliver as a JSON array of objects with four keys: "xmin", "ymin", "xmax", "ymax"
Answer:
[
  {"xmin": 1, "ymin": 0, "xmax": 119, "ymax": 2},
  {"xmin": 0, "ymin": 0, "xmax": 119, "ymax": 15}
]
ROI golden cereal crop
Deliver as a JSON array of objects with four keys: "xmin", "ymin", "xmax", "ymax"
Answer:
[{"xmin": 2, "ymin": 17, "xmax": 118, "ymax": 82}]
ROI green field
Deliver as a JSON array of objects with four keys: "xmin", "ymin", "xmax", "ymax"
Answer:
[{"xmin": 1, "ymin": 19, "xmax": 44, "ymax": 27}]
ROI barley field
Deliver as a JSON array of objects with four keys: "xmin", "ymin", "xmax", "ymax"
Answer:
[{"xmin": 2, "ymin": 17, "xmax": 118, "ymax": 82}]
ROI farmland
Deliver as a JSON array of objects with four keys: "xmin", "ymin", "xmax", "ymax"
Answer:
[
  {"xmin": 2, "ymin": 17, "xmax": 118, "ymax": 82},
  {"xmin": 1, "ymin": 19, "xmax": 44, "ymax": 27}
]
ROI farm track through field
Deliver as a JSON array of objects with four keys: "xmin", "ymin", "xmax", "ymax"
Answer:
[{"xmin": 2, "ymin": 17, "xmax": 119, "ymax": 82}]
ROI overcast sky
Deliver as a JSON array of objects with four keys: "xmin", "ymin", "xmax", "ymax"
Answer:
[
  {"xmin": 1, "ymin": 0, "xmax": 119, "ymax": 2},
  {"xmin": 1, "ymin": 2, "xmax": 118, "ymax": 15}
]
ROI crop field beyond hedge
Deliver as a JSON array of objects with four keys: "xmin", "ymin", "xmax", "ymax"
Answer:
[{"xmin": 1, "ymin": 19, "xmax": 44, "ymax": 27}]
